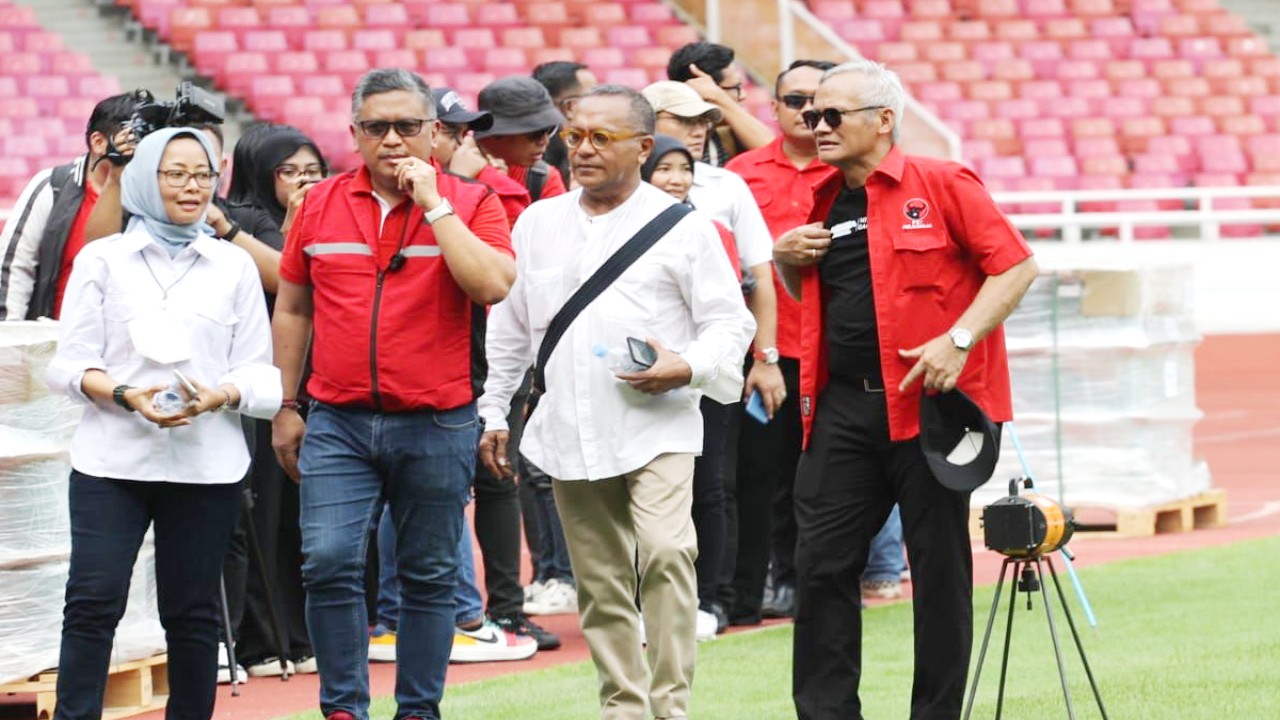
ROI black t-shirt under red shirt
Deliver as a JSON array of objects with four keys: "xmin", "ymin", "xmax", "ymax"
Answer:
[{"xmin": 818, "ymin": 185, "xmax": 882, "ymax": 381}]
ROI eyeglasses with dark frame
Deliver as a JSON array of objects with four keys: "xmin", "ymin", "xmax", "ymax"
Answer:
[
  {"xmin": 801, "ymin": 106, "xmax": 887, "ymax": 131},
  {"xmin": 354, "ymin": 118, "xmax": 435, "ymax": 139},
  {"xmin": 559, "ymin": 127, "xmax": 649, "ymax": 151},
  {"xmin": 275, "ymin": 165, "xmax": 325, "ymax": 182},
  {"xmin": 779, "ymin": 93, "xmax": 816, "ymax": 110},
  {"xmin": 156, "ymin": 169, "xmax": 218, "ymax": 188}
]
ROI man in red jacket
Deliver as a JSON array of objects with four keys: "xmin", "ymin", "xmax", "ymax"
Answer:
[
  {"xmin": 773, "ymin": 60, "xmax": 1038, "ymax": 720},
  {"xmin": 272, "ymin": 69, "xmax": 514, "ymax": 720}
]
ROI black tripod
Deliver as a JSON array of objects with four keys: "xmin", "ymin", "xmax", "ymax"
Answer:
[{"xmin": 962, "ymin": 553, "xmax": 1109, "ymax": 720}]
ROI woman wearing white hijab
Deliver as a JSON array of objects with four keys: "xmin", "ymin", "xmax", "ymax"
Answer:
[{"xmin": 46, "ymin": 128, "xmax": 281, "ymax": 720}]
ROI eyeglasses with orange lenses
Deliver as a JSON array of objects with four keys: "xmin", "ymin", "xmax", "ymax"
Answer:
[{"xmin": 559, "ymin": 127, "xmax": 649, "ymax": 151}]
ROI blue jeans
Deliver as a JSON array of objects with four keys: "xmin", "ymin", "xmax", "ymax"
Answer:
[
  {"xmin": 299, "ymin": 403, "xmax": 478, "ymax": 720},
  {"xmin": 56, "ymin": 473, "xmax": 241, "ymax": 720},
  {"xmin": 377, "ymin": 503, "xmax": 485, "ymax": 630},
  {"xmin": 863, "ymin": 505, "xmax": 906, "ymax": 582}
]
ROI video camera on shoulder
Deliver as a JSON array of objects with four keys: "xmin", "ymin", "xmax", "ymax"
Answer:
[{"xmin": 104, "ymin": 82, "xmax": 226, "ymax": 166}]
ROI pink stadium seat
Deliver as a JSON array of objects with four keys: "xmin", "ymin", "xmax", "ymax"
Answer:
[
  {"xmin": 918, "ymin": 82, "xmax": 964, "ymax": 104},
  {"xmin": 315, "ymin": 6, "xmax": 360, "ymax": 32},
  {"xmin": 1169, "ymin": 115, "xmax": 1217, "ymax": 136},
  {"xmin": 300, "ymin": 74, "xmax": 345, "ymax": 98},
  {"xmin": 1104, "ymin": 59, "xmax": 1146, "ymax": 81},
  {"xmin": 912, "ymin": 0, "xmax": 953, "ymax": 20},
  {"xmin": 1070, "ymin": 0, "xmax": 1116, "ymax": 17},
  {"xmin": 995, "ymin": 98, "xmax": 1038, "ymax": 120},
  {"xmin": 2, "ymin": 136, "xmax": 50, "ymax": 160},
  {"xmin": 580, "ymin": 47, "xmax": 625, "ymax": 70},
  {"xmin": 655, "ymin": 24, "xmax": 702, "ymax": 47},
  {"xmin": 422, "ymin": 47, "xmax": 468, "ymax": 73},
  {"xmin": 1081, "ymin": 155, "xmax": 1128, "ymax": 176},
  {"xmin": 371, "ymin": 49, "xmax": 417, "ymax": 70},
  {"xmin": 215, "ymin": 6, "xmax": 259, "ymax": 30},
  {"xmin": 631, "ymin": 46, "xmax": 673, "ymax": 72},
  {"xmin": 992, "ymin": 59, "xmax": 1034, "ymax": 82},
  {"xmin": 244, "ymin": 30, "xmax": 288, "ymax": 53},
  {"xmin": 942, "ymin": 61, "xmax": 986, "ymax": 83},
  {"xmin": 946, "ymin": 99, "xmax": 991, "ymax": 121},
  {"xmin": 900, "ymin": 21, "xmax": 944, "ymax": 43},
  {"xmin": 1133, "ymin": 153, "xmax": 1184, "ymax": 176},
  {"xmin": 21, "ymin": 32, "xmax": 63, "ymax": 53},
  {"xmin": 1203, "ymin": 13, "xmax": 1250, "ymax": 38},
  {"xmin": 963, "ymin": 139, "xmax": 998, "ymax": 163},
  {"xmin": 1069, "ymin": 40, "xmax": 1112, "ymax": 62},
  {"xmin": 482, "ymin": 47, "xmax": 530, "ymax": 74},
  {"xmin": 363, "ymin": 3, "xmax": 408, "ymax": 28},
  {"xmin": 1068, "ymin": 78, "xmax": 1110, "ymax": 99},
  {"xmin": 1018, "ymin": 117, "xmax": 1070, "ymax": 136},
  {"xmin": 529, "ymin": 48, "xmax": 577, "ymax": 67},
  {"xmin": 250, "ymin": 75, "xmax": 295, "ymax": 120},
  {"xmin": 1219, "ymin": 115, "xmax": 1267, "ymax": 137},
  {"xmin": 353, "ymin": 29, "xmax": 402, "ymax": 52},
  {"xmin": 557, "ymin": 27, "xmax": 603, "ymax": 50},
  {"xmin": 1075, "ymin": 136, "xmax": 1121, "ymax": 156},
  {"xmin": 303, "ymin": 29, "xmax": 348, "ymax": 52},
  {"xmin": 499, "ymin": 27, "xmax": 544, "ymax": 49},
  {"xmin": 878, "ymin": 42, "xmax": 919, "ymax": 64},
  {"xmin": 1044, "ymin": 18, "xmax": 1087, "ymax": 41},
  {"xmin": 607, "ymin": 27, "xmax": 652, "ymax": 48},
  {"xmin": 57, "ymin": 97, "xmax": 99, "ymax": 120},
  {"xmin": 980, "ymin": 156, "xmax": 1027, "ymax": 179},
  {"xmin": 1130, "ymin": 38, "xmax": 1176, "ymax": 61},
  {"xmin": 1117, "ymin": 78, "xmax": 1162, "ymax": 99},
  {"xmin": 862, "ymin": 0, "xmax": 906, "ymax": 22},
  {"xmin": 1153, "ymin": 96, "xmax": 1196, "ymax": 117},
  {"xmin": 924, "ymin": 42, "xmax": 967, "ymax": 64},
  {"xmin": 629, "ymin": 3, "xmax": 675, "ymax": 25},
  {"xmin": 1147, "ymin": 134, "xmax": 1194, "ymax": 167},
  {"xmin": 168, "ymin": 8, "xmax": 213, "ymax": 52},
  {"xmin": 454, "ymin": 72, "xmax": 497, "ymax": 97},
  {"xmin": 423, "ymin": 4, "xmax": 471, "ymax": 28},
  {"xmin": 49, "ymin": 52, "xmax": 95, "ymax": 77},
  {"xmin": 969, "ymin": 80, "xmax": 1013, "ymax": 101},
  {"xmin": 1226, "ymin": 37, "xmax": 1270, "ymax": 60},
  {"xmin": 222, "ymin": 52, "xmax": 269, "ymax": 94},
  {"xmin": 474, "ymin": 3, "xmax": 521, "ymax": 27},
  {"xmin": 1212, "ymin": 75, "xmax": 1269, "ymax": 97},
  {"xmin": 841, "ymin": 19, "xmax": 887, "ymax": 52},
  {"xmin": 1157, "ymin": 14, "xmax": 1201, "ymax": 38},
  {"xmin": 582, "ymin": 3, "xmax": 627, "ymax": 27},
  {"xmin": 1100, "ymin": 96, "xmax": 1149, "ymax": 119},
  {"xmin": 948, "ymin": 20, "xmax": 991, "ymax": 43},
  {"xmin": 969, "ymin": 42, "xmax": 1015, "ymax": 68},
  {"xmin": 894, "ymin": 63, "xmax": 938, "ymax": 84},
  {"xmin": 977, "ymin": 0, "xmax": 1020, "ymax": 17},
  {"xmin": 192, "ymin": 31, "xmax": 237, "ymax": 76},
  {"xmin": 1199, "ymin": 95, "xmax": 1247, "ymax": 118},
  {"xmin": 603, "ymin": 68, "xmax": 650, "ymax": 88},
  {"xmin": 1049, "ymin": 96, "xmax": 1090, "ymax": 117},
  {"xmin": 322, "ymin": 50, "xmax": 372, "ymax": 86},
  {"xmin": 266, "ymin": 7, "xmax": 312, "ymax": 44},
  {"xmin": 1152, "ymin": 59, "xmax": 1196, "ymax": 80},
  {"xmin": 1055, "ymin": 61, "xmax": 1101, "ymax": 81},
  {"xmin": 1018, "ymin": 80, "xmax": 1061, "ymax": 101},
  {"xmin": 809, "ymin": 0, "xmax": 854, "ymax": 20},
  {"xmin": 1120, "ymin": 117, "xmax": 1166, "ymax": 153},
  {"xmin": 274, "ymin": 51, "xmax": 320, "ymax": 76},
  {"xmin": 278, "ymin": 97, "xmax": 325, "ymax": 126},
  {"xmin": 969, "ymin": 118, "xmax": 1020, "ymax": 154},
  {"xmin": 1178, "ymin": 37, "xmax": 1224, "ymax": 63},
  {"xmin": 1030, "ymin": 155, "xmax": 1080, "ymax": 184},
  {"xmin": 520, "ymin": 2, "xmax": 570, "ymax": 29},
  {"xmin": 1023, "ymin": 138, "xmax": 1071, "ymax": 157},
  {"xmin": 994, "ymin": 20, "xmax": 1037, "ymax": 41},
  {"xmin": 452, "ymin": 28, "xmax": 496, "ymax": 49},
  {"xmin": 1023, "ymin": 0, "xmax": 1068, "ymax": 16}
]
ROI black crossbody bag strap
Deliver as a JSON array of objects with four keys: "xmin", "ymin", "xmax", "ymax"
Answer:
[{"xmin": 529, "ymin": 203, "xmax": 692, "ymax": 406}]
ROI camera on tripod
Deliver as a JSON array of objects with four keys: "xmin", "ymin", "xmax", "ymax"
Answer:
[
  {"xmin": 981, "ymin": 477, "xmax": 1076, "ymax": 558},
  {"xmin": 104, "ymin": 83, "xmax": 226, "ymax": 166}
]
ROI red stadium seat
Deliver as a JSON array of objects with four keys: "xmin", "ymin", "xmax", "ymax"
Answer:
[
  {"xmin": 215, "ymin": 6, "xmax": 259, "ymax": 30},
  {"xmin": 557, "ymin": 27, "xmax": 603, "ymax": 50},
  {"xmin": 603, "ymin": 68, "xmax": 650, "ymax": 88},
  {"xmin": 499, "ymin": 27, "xmax": 544, "ymax": 49},
  {"xmin": 452, "ymin": 28, "xmax": 496, "ymax": 49},
  {"xmin": 322, "ymin": 50, "xmax": 372, "ymax": 86},
  {"xmin": 580, "ymin": 47, "xmax": 625, "ymax": 70},
  {"xmin": 423, "ymin": 4, "xmax": 471, "ymax": 28},
  {"xmin": 222, "ymin": 52, "xmax": 269, "ymax": 95},
  {"xmin": 192, "ymin": 30, "xmax": 237, "ymax": 76},
  {"xmin": 607, "ymin": 27, "xmax": 652, "ymax": 49},
  {"xmin": 250, "ymin": 75, "xmax": 296, "ymax": 120},
  {"xmin": 422, "ymin": 47, "xmax": 468, "ymax": 73},
  {"xmin": 274, "ymin": 51, "xmax": 320, "ymax": 76},
  {"xmin": 244, "ymin": 30, "xmax": 288, "ymax": 53},
  {"xmin": 266, "ymin": 7, "xmax": 312, "ymax": 45},
  {"xmin": 300, "ymin": 74, "xmax": 345, "ymax": 98},
  {"xmin": 352, "ymin": 29, "xmax": 399, "ymax": 52},
  {"xmin": 168, "ymin": 7, "xmax": 212, "ymax": 53},
  {"xmin": 371, "ymin": 49, "xmax": 417, "ymax": 70},
  {"xmin": 474, "ymin": 3, "xmax": 521, "ymax": 27},
  {"xmin": 303, "ymin": 29, "xmax": 348, "ymax": 52},
  {"xmin": 482, "ymin": 47, "xmax": 530, "ymax": 74},
  {"xmin": 1119, "ymin": 117, "xmax": 1166, "ymax": 153}
]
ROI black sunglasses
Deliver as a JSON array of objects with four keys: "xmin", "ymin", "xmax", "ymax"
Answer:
[
  {"xmin": 801, "ymin": 106, "xmax": 886, "ymax": 130},
  {"xmin": 779, "ymin": 93, "xmax": 816, "ymax": 110},
  {"xmin": 355, "ymin": 118, "xmax": 433, "ymax": 139}
]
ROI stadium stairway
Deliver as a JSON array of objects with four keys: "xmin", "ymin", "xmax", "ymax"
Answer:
[{"xmin": 1219, "ymin": 0, "xmax": 1280, "ymax": 53}]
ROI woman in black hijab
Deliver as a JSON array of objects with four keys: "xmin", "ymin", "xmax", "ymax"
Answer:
[{"xmin": 219, "ymin": 123, "xmax": 327, "ymax": 679}]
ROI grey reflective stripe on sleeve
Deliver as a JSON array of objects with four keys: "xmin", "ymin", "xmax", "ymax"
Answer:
[
  {"xmin": 304, "ymin": 243, "xmax": 373, "ymax": 256},
  {"xmin": 400, "ymin": 246, "xmax": 442, "ymax": 258}
]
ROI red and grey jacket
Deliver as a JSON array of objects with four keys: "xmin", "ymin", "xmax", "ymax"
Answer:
[
  {"xmin": 280, "ymin": 162, "xmax": 513, "ymax": 412},
  {"xmin": 798, "ymin": 147, "xmax": 1033, "ymax": 446}
]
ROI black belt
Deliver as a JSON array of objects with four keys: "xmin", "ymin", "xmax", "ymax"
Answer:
[{"xmin": 832, "ymin": 376, "xmax": 885, "ymax": 393}]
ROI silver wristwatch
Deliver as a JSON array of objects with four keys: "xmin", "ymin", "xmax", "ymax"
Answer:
[
  {"xmin": 424, "ymin": 198, "xmax": 455, "ymax": 225},
  {"xmin": 949, "ymin": 327, "xmax": 975, "ymax": 351}
]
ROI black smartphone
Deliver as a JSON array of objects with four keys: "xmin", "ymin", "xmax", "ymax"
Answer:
[{"xmin": 626, "ymin": 337, "xmax": 657, "ymax": 369}]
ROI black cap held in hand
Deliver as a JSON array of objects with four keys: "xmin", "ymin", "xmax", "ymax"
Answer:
[{"xmin": 919, "ymin": 388, "xmax": 1002, "ymax": 492}]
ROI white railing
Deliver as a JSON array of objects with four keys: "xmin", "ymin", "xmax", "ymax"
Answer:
[{"xmin": 993, "ymin": 185, "xmax": 1280, "ymax": 243}]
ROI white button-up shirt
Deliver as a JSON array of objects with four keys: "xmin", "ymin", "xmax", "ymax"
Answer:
[
  {"xmin": 46, "ymin": 229, "xmax": 281, "ymax": 484},
  {"xmin": 688, "ymin": 161, "xmax": 774, "ymax": 270},
  {"xmin": 479, "ymin": 184, "xmax": 756, "ymax": 481}
]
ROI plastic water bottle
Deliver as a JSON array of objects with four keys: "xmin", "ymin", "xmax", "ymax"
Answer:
[
  {"xmin": 153, "ymin": 387, "xmax": 187, "ymax": 415},
  {"xmin": 592, "ymin": 343, "xmax": 644, "ymax": 373}
]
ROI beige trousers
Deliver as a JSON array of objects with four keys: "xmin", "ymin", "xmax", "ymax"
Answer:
[{"xmin": 553, "ymin": 453, "xmax": 699, "ymax": 720}]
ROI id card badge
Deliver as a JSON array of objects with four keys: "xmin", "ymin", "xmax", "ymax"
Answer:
[{"xmin": 128, "ymin": 306, "xmax": 193, "ymax": 365}]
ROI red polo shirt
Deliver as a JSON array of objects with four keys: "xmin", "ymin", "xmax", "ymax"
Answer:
[
  {"xmin": 280, "ymin": 163, "xmax": 513, "ymax": 412},
  {"xmin": 798, "ymin": 147, "xmax": 1032, "ymax": 445},
  {"xmin": 726, "ymin": 137, "xmax": 838, "ymax": 359},
  {"xmin": 477, "ymin": 163, "xmax": 567, "ymax": 227}
]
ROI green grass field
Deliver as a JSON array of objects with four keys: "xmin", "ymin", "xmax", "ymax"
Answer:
[{"xmin": 289, "ymin": 535, "xmax": 1279, "ymax": 719}]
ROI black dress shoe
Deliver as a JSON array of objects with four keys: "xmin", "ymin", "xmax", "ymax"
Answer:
[{"xmin": 760, "ymin": 584, "xmax": 795, "ymax": 618}]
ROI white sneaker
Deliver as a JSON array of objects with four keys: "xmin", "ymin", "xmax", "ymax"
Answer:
[
  {"xmin": 523, "ymin": 578, "xmax": 578, "ymax": 615},
  {"xmin": 523, "ymin": 580, "xmax": 545, "ymax": 603},
  {"xmin": 245, "ymin": 657, "xmax": 295, "ymax": 677},
  {"xmin": 695, "ymin": 609, "xmax": 719, "ymax": 642},
  {"xmin": 293, "ymin": 655, "xmax": 318, "ymax": 674},
  {"xmin": 216, "ymin": 644, "xmax": 247, "ymax": 684},
  {"xmin": 450, "ymin": 619, "xmax": 538, "ymax": 663}
]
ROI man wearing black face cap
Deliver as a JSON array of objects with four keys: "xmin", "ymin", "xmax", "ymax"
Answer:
[{"xmin": 447, "ymin": 76, "xmax": 568, "ymax": 225}]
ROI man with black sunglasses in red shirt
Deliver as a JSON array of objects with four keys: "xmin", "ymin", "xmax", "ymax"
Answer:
[{"xmin": 774, "ymin": 60, "xmax": 1038, "ymax": 720}]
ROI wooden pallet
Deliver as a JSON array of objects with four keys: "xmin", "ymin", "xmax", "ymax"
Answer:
[
  {"xmin": 970, "ymin": 488, "xmax": 1228, "ymax": 539},
  {"xmin": 0, "ymin": 654, "xmax": 168, "ymax": 720}
]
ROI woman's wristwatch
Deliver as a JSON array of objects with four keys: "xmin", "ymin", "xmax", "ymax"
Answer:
[{"xmin": 112, "ymin": 384, "xmax": 135, "ymax": 412}]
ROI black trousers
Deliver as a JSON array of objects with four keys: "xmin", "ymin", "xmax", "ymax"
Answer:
[
  {"xmin": 473, "ymin": 373, "xmax": 533, "ymax": 619},
  {"xmin": 57, "ymin": 472, "xmax": 242, "ymax": 720},
  {"xmin": 729, "ymin": 357, "xmax": 802, "ymax": 619},
  {"xmin": 691, "ymin": 395, "xmax": 741, "ymax": 607},
  {"xmin": 792, "ymin": 380, "xmax": 973, "ymax": 720}
]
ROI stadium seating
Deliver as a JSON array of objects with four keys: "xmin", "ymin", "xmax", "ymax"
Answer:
[
  {"xmin": 109, "ymin": 0, "xmax": 699, "ymax": 172},
  {"xmin": 815, "ymin": 0, "xmax": 1280, "ymax": 192}
]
